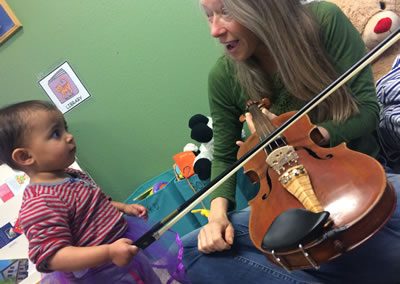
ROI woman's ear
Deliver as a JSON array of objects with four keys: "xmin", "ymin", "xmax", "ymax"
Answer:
[{"xmin": 11, "ymin": 148, "xmax": 34, "ymax": 167}]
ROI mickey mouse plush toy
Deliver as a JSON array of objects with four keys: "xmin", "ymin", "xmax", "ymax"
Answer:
[{"xmin": 186, "ymin": 114, "xmax": 214, "ymax": 181}]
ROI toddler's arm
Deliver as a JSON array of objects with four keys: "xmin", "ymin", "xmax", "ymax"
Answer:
[
  {"xmin": 47, "ymin": 238, "xmax": 138, "ymax": 272},
  {"xmin": 111, "ymin": 201, "xmax": 148, "ymax": 219}
]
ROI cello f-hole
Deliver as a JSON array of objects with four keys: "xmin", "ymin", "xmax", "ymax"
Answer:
[{"xmin": 302, "ymin": 147, "xmax": 334, "ymax": 160}]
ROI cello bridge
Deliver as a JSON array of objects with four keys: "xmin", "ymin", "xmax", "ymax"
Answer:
[{"xmin": 265, "ymin": 145, "xmax": 298, "ymax": 174}]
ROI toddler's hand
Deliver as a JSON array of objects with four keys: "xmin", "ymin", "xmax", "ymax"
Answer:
[
  {"xmin": 109, "ymin": 238, "xmax": 138, "ymax": 267},
  {"xmin": 123, "ymin": 204, "xmax": 148, "ymax": 219}
]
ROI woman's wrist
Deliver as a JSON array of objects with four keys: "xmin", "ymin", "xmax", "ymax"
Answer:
[{"xmin": 208, "ymin": 197, "xmax": 229, "ymax": 222}]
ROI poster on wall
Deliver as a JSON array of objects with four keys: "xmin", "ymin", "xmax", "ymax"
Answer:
[
  {"xmin": 0, "ymin": 165, "xmax": 37, "ymax": 283},
  {"xmin": 39, "ymin": 61, "xmax": 91, "ymax": 114},
  {"xmin": 0, "ymin": 0, "xmax": 22, "ymax": 45}
]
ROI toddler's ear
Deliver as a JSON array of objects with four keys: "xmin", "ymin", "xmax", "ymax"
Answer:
[{"xmin": 11, "ymin": 148, "xmax": 34, "ymax": 167}]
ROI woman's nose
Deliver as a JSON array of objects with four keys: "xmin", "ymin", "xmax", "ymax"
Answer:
[{"xmin": 210, "ymin": 17, "xmax": 226, "ymax": 38}]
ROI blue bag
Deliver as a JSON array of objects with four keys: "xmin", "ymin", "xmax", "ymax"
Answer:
[
  {"xmin": 125, "ymin": 167, "xmax": 258, "ymax": 237},
  {"xmin": 125, "ymin": 169, "xmax": 203, "ymax": 236},
  {"xmin": 173, "ymin": 174, "xmax": 211, "ymax": 226},
  {"xmin": 235, "ymin": 168, "xmax": 258, "ymax": 210}
]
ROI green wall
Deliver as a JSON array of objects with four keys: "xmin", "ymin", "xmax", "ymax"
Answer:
[{"xmin": 0, "ymin": 0, "xmax": 221, "ymax": 201}]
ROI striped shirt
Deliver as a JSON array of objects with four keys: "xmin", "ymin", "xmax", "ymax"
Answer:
[
  {"xmin": 376, "ymin": 55, "xmax": 400, "ymax": 163},
  {"xmin": 18, "ymin": 168, "xmax": 127, "ymax": 272}
]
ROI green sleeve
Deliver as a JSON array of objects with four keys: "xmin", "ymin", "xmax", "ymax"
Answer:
[
  {"xmin": 207, "ymin": 57, "xmax": 246, "ymax": 209},
  {"xmin": 312, "ymin": 2, "xmax": 380, "ymax": 152}
]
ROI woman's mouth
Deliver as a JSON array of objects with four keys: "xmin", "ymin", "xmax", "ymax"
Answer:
[{"xmin": 225, "ymin": 40, "xmax": 239, "ymax": 51}]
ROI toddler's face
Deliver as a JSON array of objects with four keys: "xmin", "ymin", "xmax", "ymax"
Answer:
[{"xmin": 25, "ymin": 110, "xmax": 76, "ymax": 172}]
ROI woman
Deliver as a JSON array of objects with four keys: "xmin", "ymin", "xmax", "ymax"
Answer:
[{"xmin": 180, "ymin": 0, "xmax": 400, "ymax": 283}]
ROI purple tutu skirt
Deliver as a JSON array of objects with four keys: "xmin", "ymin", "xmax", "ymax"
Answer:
[{"xmin": 40, "ymin": 216, "xmax": 188, "ymax": 283}]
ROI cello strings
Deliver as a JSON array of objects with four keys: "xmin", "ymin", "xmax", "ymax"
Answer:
[{"xmin": 249, "ymin": 102, "xmax": 288, "ymax": 153}]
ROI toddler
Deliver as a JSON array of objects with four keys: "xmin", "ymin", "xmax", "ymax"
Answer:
[{"xmin": 0, "ymin": 100, "xmax": 184, "ymax": 283}]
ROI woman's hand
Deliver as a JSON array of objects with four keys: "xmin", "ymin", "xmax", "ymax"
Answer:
[
  {"xmin": 314, "ymin": 126, "xmax": 330, "ymax": 146},
  {"xmin": 198, "ymin": 215, "xmax": 234, "ymax": 253},
  {"xmin": 245, "ymin": 109, "xmax": 277, "ymax": 134},
  {"xmin": 240, "ymin": 110, "xmax": 330, "ymax": 146},
  {"xmin": 238, "ymin": 109, "xmax": 277, "ymax": 144},
  {"xmin": 198, "ymin": 197, "xmax": 234, "ymax": 253}
]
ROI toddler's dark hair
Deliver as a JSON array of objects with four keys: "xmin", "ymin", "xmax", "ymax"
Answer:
[{"xmin": 0, "ymin": 100, "xmax": 58, "ymax": 169}]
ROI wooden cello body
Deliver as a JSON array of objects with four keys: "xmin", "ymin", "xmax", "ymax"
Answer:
[{"xmin": 238, "ymin": 110, "xmax": 396, "ymax": 270}]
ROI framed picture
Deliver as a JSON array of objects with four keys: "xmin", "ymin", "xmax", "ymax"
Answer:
[
  {"xmin": 39, "ymin": 61, "xmax": 91, "ymax": 113},
  {"xmin": 0, "ymin": 0, "xmax": 22, "ymax": 44}
]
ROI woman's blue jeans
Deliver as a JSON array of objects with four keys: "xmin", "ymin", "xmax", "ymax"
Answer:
[{"xmin": 180, "ymin": 173, "xmax": 400, "ymax": 284}]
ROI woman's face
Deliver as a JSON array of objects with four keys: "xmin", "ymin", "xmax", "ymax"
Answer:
[{"xmin": 201, "ymin": 0, "xmax": 262, "ymax": 62}]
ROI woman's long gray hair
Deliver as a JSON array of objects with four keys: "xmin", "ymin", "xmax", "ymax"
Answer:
[{"xmin": 224, "ymin": 0, "xmax": 359, "ymax": 122}]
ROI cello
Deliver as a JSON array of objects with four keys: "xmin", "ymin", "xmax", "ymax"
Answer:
[
  {"xmin": 237, "ymin": 99, "xmax": 396, "ymax": 270},
  {"xmin": 133, "ymin": 27, "xmax": 400, "ymax": 271}
]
